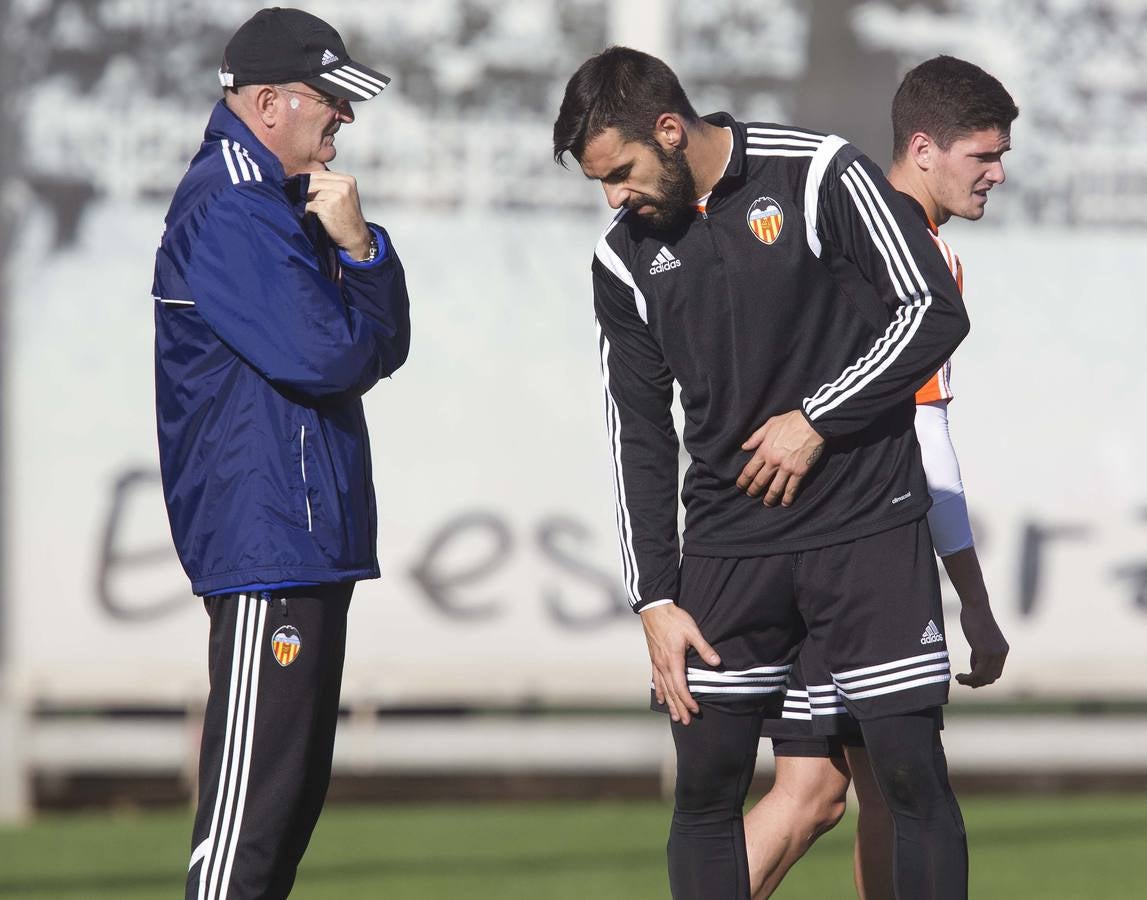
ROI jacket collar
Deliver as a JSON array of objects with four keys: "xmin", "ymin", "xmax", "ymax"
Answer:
[
  {"xmin": 204, "ymin": 100, "xmax": 311, "ymax": 211},
  {"xmin": 694, "ymin": 112, "xmax": 747, "ymax": 216},
  {"xmin": 701, "ymin": 111, "xmax": 746, "ymax": 184},
  {"xmin": 897, "ymin": 191, "xmax": 939, "ymax": 235}
]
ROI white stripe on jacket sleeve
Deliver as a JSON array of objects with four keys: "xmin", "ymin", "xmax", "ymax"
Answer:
[
  {"xmin": 598, "ymin": 325, "xmax": 642, "ymax": 610},
  {"xmin": 803, "ymin": 159, "xmax": 934, "ymax": 420}
]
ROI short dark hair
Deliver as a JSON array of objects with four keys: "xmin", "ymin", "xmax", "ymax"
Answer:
[
  {"xmin": 552, "ymin": 46, "xmax": 699, "ymax": 166},
  {"xmin": 891, "ymin": 55, "xmax": 1018, "ymax": 160}
]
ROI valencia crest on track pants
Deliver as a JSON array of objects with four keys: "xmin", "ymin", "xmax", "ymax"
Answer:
[{"xmin": 186, "ymin": 583, "xmax": 352, "ymax": 900}]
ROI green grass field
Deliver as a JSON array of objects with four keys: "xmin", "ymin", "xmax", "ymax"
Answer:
[{"xmin": 1, "ymin": 793, "xmax": 1144, "ymax": 898}]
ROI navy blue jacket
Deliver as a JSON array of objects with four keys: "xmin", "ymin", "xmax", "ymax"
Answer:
[{"xmin": 153, "ymin": 101, "xmax": 410, "ymax": 596}]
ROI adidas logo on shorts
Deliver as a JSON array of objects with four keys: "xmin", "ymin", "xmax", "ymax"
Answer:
[{"xmin": 920, "ymin": 619, "xmax": 944, "ymax": 645}]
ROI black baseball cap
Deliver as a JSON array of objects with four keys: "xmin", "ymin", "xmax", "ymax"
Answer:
[{"xmin": 219, "ymin": 7, "xmax": 390, "ymax": 101}]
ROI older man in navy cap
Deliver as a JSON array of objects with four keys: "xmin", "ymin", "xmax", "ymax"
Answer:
[{"xmin": 152, "ymin": 8, "xmax": 409, "ymax": 898}]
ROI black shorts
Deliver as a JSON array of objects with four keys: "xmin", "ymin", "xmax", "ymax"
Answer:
[
  {"xmin": 652, "ymin": 518, "xmax": 950, "ymax": 724},
  {"xmin": 759, "ymin": 654, "xmax": 867, "ymax": 742},
  {"xmin": 770, "ymin": 734, "xmax": 864, "ymax": 759},
  {"xmin": 761, "ymin": 649, "xmax": 945, "ymax": 750}
]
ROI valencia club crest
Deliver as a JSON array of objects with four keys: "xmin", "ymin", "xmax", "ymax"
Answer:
[
  {"xmin": 271, "ymin": 625, "xmax": 302, "ymax": 667},
  {"xmin": 747, "ymin": 197, "xmax": 783, "ymax": 245}
]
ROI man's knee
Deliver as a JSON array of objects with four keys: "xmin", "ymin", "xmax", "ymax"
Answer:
[
  {"xmin": 860, "ymin": 711, "xmax": 961, "ymax": 822},
  {"xmin": 672, "ymin": 713, "xmax": 762, "ymax": 817},
  {"xmin": 773, "ymin": 756, "xmax": 849, "ymax": 837},
  {"xmin": 810, "ymin": 790, "xmax": 847, "ymax": 836},
  {"xmin": 675, "ymin": 751, "xmax": 758, "ymax": 819},
  {"xmin": 792, "ymin": 781, "xmax": 846, "ymax": 839}
]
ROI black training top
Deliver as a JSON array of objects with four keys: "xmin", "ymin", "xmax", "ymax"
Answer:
[{"xmin": 590, "ymin": 112, "xmax": 969, "ymax": 613}]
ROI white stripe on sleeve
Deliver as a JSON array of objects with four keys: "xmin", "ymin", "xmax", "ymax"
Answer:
[
  {"xmin": 594, "ymin": 213, "xmax": 648, "ymax": 324},
  {"xmin": 598, "ymin": 326, "xmax": 642, "ymax": 609},
  {"xmin": 803, "ymin": 159, "xmax": 934, "ymax": 419},
  {"xmin": 801, "ymin": 134, "xmax": 848, "ymax": 257}
]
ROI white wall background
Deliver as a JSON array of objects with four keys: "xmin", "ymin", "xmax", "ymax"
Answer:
[
  {"xmin": 7, "ymin": 197, "xmax": 1146, "ymax": 707},
  {"xmin": 3, "ymin": 0, "xmax": 1146, "ymax": 711}
]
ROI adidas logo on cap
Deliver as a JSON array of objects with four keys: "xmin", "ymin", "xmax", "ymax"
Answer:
[
  {"xmin": 920, "ymin": 619, "xmax": 944, "ymax": 645},
  {"xmin": 321, "ymin": 49, "xmax": 339, "ymax": 65},
  {"xmin": 649, "ymin": 246, "xmax": 682, "ymax": 275}
]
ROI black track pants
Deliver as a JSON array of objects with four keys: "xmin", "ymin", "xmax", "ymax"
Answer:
[
  {"xmin": 858, "ymin": 710, "xmax": 969, "ymax": 900},
  {"xmin": 667, "ymin": 706, "xmax": 765, "ymax": 900},
  {"xmin": 185, "ymin": 584, "xmax": 352, "ymax": 900}
]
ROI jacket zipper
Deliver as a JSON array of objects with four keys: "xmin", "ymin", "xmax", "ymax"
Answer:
[
  {"xmin": 300, "ymin": 425, "xmax": 313, "ymax": 532},
  {"xmin": 699, "ymin": 204, "xmax": 723, "ymax": 259}
]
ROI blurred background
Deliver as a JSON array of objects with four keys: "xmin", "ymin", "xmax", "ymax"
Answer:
[{"xmin": 0, "ymin": 0, "xmax": 1144, "ymax": 897}]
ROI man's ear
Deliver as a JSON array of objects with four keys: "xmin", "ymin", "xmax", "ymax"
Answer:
[
  {"xmin": 652, "ymin": 112, "xmax": 687, "ymax": 153},
  {"xmin": 908, "ymin": 131, "xmax": 935, "ymax": 172},
  {"xmin": 253, "ymin": 85, "xmax": 279, "ymax": 127}
]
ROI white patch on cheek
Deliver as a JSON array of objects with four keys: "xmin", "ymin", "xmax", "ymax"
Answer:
[{"xmin": 289, "ymin": 97, "xmax": 300, "ymax": 110}]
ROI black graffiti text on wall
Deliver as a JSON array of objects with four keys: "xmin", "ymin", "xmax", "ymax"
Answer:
[{"xmin": 97, "ymin": 467, "xmax": 1145, "ymax": 625}]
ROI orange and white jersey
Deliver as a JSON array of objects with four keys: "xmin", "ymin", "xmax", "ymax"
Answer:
[{"xmin": 914, "ymin": 225, "xmax": 964, "ymax": 405}]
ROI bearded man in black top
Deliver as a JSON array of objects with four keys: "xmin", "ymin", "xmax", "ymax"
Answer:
[{"xmin": 554, "ymin": 47, "xmax": 971, "ymax": 900}]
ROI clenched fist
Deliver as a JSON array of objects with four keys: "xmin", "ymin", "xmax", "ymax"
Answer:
[{"xmin": 305, "ymin": 170, "xmax": 372, "ymax": 260}]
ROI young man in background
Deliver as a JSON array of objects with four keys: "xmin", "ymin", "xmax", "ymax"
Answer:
[{"xmin": 748, "ymin": 55, "xmax": 1018, "ymax": 899}]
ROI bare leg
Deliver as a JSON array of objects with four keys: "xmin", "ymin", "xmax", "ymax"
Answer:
[
  {"xmin": 844, "ymin": 745, "xmax": 895, "ymax": 900},
  {"xmin": 744, "ymin": 753, "xmax": 851, "ymax": 899}
]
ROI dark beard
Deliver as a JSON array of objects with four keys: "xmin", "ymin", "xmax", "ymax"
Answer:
[{"xmin": 627, "ymin": 144, "xmax": 697, "ymax": 230}]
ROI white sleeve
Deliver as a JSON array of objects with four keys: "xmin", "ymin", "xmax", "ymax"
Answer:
[{"xmin": 914, "ymin": 400, "xmax": 974, "ymax": 557}]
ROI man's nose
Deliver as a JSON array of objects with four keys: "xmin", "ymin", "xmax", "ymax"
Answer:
[
  {"xmin": 337, "ymin": 101, "xmax": 355, "ymax": 123},
  {"xmin": 603, "ymin": 183, "xmax": 629, "ymax": 210},
  {"xmin": 987, "ymin": 161, "xmax": 1005, "ymax": 185}
]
